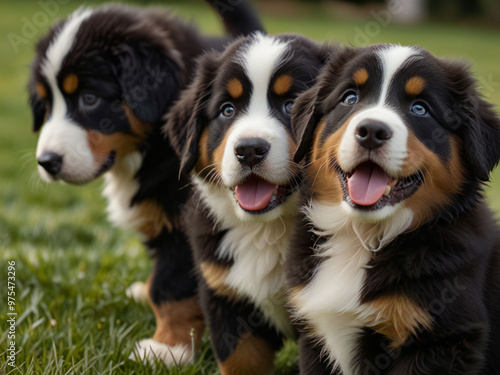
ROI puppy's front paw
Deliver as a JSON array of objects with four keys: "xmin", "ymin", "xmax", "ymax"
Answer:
[
  {"xmin": 129, "ymin": 338, "xmax": 193, "ymax": 367},
  {"xmin": 125, "ymin": 281, "xmax": 148, "ymax": 304}
]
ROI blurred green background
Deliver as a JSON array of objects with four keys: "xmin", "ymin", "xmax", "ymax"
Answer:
[{"xmin": 1, "ymin": 0, "xmax": 499, "ymax": 373}]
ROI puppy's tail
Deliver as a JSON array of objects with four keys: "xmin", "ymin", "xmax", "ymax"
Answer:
[{"xmin": 205, "ymin": 0, "xmax": 265, "ymax": 37}]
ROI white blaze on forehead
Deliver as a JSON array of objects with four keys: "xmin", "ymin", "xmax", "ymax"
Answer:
[
  {"xmin": 377, "ymin": 45, "xmax": 417, "ymax": 105},
  {"xmin": 36, "ymin": 8, "xmax": 95, "ymax": 184},
  {"xmin": 240, "ymin": 33, "xmax": 289, "ymax": 115},
  {"xmin": 219, "ymin": 34, "xmax": 293, "ymax": 188},
  {"xmin": 41, "ymin": 8, "xmax": 93, "ymax": 80},
  {"xmin": 337, "ymin": 45, "xmax": 418, "ymax": 176},
  {"xmin": 40, "ymin": 8, "xmax": 92, "ymax": 127}
]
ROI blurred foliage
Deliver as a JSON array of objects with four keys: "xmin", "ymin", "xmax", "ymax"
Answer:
[{"xmin": 297, "ymin": 0, "xmax": 500, "ymax": 23}]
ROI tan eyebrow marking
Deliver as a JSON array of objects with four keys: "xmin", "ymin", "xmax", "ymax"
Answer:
[
  {"xmin": 36, "ymin": 82, "xmax": 47, "ymax": 98},
  {"xmin": 62, "ymin": 73, "xmax": 79, "ymax": 94},
  {"xmin": 405, "ymin": 76, "xmax": 426, "ymax": 96},
  {"xmin": 353, "ymin": 68, "xmax": 369, "ymax": 86},
  {"xmin": 226, "ymin": 78, "xmax": 243, "ymax": 99},
  {"xmin": 273, "ymin": 74, "xmax": 293, "ymax": 96}
]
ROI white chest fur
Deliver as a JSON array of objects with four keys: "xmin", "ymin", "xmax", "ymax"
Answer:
[
  {"xmin": 218, "ymin": 220, "xmax": 294, "ymax": 337},
  {"xmin": 294, "ymin": 201, "xmax": 413, "ymax": 375},
  {"xmin": 296, "ymin": 227, "xmax": 371, "ymax": 375},
  {"xmin": 103, "ymin": 152, "xmax": 144, "ymax": 236},
  {"xmin": 195, "ymin": 179, "xmax": 297, "ymax": 338}
]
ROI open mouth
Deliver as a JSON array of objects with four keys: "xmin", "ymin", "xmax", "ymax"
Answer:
[
  {"xmin": 94, "ymin": 151, "xmax": 116, "ymax": 178},
  {"xmin": 338, "ymin": 161, "xmax": 423, "ymax": 210},
  {"xmin": 234, "ymin": 175, "xmax": 296, "ymax": 214}
]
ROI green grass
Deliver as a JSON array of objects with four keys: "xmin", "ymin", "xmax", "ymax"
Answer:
[{"xmin": 0, "ymin": 0, "xmax": 499, "ymax": 373}]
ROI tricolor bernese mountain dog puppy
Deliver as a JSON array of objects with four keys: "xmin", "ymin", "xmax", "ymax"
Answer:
[
  {"xmin": 29, "ymin": 2, "xmax": 263, "ymax": 366},
  {"xmin": 287, "ymin": 44, "xmax": 500, "ymax": 375},
  {"xmin": 166, "ymin": 33, "xmax": 330, "ymax": 373}
]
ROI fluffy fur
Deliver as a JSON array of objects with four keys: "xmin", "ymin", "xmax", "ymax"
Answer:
[
  {"xmin": 29, "ymin": 2, "xmax": 263, "ymax": 366},
  {"xmin": 166, "ymin": 33, "xmax": 330, "ymax": 374},
  {"xmin": 287, "ymin": 44, "xmax": 500, "ymax": 374}
]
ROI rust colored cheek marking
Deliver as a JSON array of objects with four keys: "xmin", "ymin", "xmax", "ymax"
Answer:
[
  {"xmin": 273, "ymin": 74, "xmax": 293, "ymax": 96},
  {"xmin": 196, "ymin": 127, "xmax": 211, "ymax": 173},
  {"xmin": 405, "ymin": 76, "xmax": 426, "ymax": 96},
  {"xmin": 212, "ymin": 129, "xmax": 232, "ymax": 175},
  {"xmin": 36, "ymin": 82, "xmax": 47, "ymax": 98},
  {"xmin": 227, "ymin": 78, "xmax": 243, "ymax": 99},
  {"xmin": 404, "ymin": 135, "xmax": 464, "ymax": 229},
  {"xmin": 123, "ymin": 105, "xmax": 152, "ymax": 139},
  {"xmin": 353, "ymin": 68, "xmax": 369, "ymax": 86},
  {"xmin": 62, "ymin": 73, "xmax": 79, "ymax": 94},
  {"xmin": 308, "ymin": 117, "xmax": 351, "ymax": 204}
]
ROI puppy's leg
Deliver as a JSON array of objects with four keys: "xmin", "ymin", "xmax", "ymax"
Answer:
[
  {"xmin": 130, "ymin": 230, "xmax": 204, "ymax": 367},
  {"xmin": 125, "ymin": 280, "xmax": 148, "ymax": 303},
  {"xmin": 200, "ymin": 283, "xmax": 283, "ymax": 375}
]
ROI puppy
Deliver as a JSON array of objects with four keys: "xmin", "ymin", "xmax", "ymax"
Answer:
[
  {"xmin": 29, "ymin": 2, "xmax": 263, "ymax": 366},
  {"xmin": 166, "ymin": 33, "xmax": 330, "ymax": 374},
  {"xmin": 287, "ymin": 44, "xmax": 500, "ymax": 374}
]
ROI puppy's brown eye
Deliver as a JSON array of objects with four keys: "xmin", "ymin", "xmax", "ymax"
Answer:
[
  {"xmin": 343, "ymin": 91, "xmax": 359, "ymax": 105},
  {"xmin": 221, "ymin": 103, "xmax": 235, "ymax": 118},
  {"xmin": 284, "ymin": 100, "xmax": 294, "ymax": 115}
]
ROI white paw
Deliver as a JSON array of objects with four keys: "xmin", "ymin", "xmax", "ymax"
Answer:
[
  {"xmin": 129, "ymin": 338, "xmax": 194, "ymax": 367},
  {"xmin": 125, "ymin": 281, "xmax": 148, "ymax": 304}
]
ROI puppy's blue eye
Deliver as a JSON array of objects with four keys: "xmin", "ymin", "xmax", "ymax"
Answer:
[
  {"xmin": 80, "ymin": 93, "xmax": 100, "ymax": 108},
  {"xmin": 343, "ymin": 91, "xmax": 358, "ymax": 105},
  {"xmin": 284, "ymin": 99, "xmax": 294, "ymax": 115},
  {"xmin": 411, "ymin": 103, "xmax": 427, "ymax": 116},
  {"xmin": 221, "ymin": 103, "xmax": 235, "ymax": 118}
]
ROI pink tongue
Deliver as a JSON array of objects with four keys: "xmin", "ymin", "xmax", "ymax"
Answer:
[
  {"xmin": 235, "ymin": 176, "xmax": 277, "ymax": 211},
  {"xmin": 347, "ymin": 163, "xmax": 390, "ymax": 206}
]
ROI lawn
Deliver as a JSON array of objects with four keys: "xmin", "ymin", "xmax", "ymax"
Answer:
[{"xmin": 0, "ymin": 0, "xmax": 499, "ymax": 374}]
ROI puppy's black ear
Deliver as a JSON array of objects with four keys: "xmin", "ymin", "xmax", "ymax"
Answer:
[
  {"xmin": 446, "ymin": 62, "xmax": 500, "ymax": 181},
  {"xmin": 292, "ymin": 85, "xmax": 320, "ymax": 164},
  {"xmin": 165, "ymin": 52, "xmax": 219, "ymax": 176},
  {"xmin": 291, "ymin": 44, "xmax": 347, "ymax": 164},
  {"xmin": 114, "ymin": 44, "xmax": 182, "ymax": 124},
  {"xmin": 462, "ymin": 97, "xmax": 500, "ymax": 181},
  {"xmin": 29, "ymin": 81, "xmax": 47, "ymax": 132}
]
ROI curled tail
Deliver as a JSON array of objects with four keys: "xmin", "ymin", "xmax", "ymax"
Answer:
[{"xmin": 205, "ymin": 0, "xmax": 265, "ymax": 37}]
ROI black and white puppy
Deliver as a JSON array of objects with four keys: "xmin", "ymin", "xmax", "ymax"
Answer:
[
  {"xmin": 166, "ymin": 33, "xmax": 330, "ymax": 374},
  {"xmin": 29, "ymin": 2, "xmax": 263, "ymax": 366},
  {"xmin": 287, "ymin": 44, "xmax": 500, "ymax": 374}
]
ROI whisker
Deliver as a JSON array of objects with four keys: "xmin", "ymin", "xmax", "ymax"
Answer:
[
  {"xmin": 311, "ymin": 154, "xmax": 331, "ymax": 188},
  {"xmin": 196, "ymin": 161, "xmax": 221, "ymax": 179}
]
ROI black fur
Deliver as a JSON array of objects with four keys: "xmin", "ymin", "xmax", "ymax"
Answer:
[
  {"xmin": 147, "ymin": 228, "xmax": 197, "ymax": 305},
  {"xmin": 287, "ymin": 45, "xmax": 500, "ymax": 374},
  {"xmin": 29, "ymin": 1, "xmax": 265, "ymax": 355},
  {"xmin": 166, "ymin": 33, "xmax": 331, "ymax": 372},
  {"xmin": 168, "ymin": 34, "xmax": 331, "ymax": 176},
  {"xmin": 187, "ymin": 192, "xmax": 285, "ymax": 361},
  {"xmin": 206, "ymin": 0, "xmax": 264, "ymax": 39},
  {"xmin": 170, "ymin": 52, "xmax": 222, "ymax": 176},
  {"xmin": 349, "ymin": 204, "xmax": 500, "ymax": 375}
]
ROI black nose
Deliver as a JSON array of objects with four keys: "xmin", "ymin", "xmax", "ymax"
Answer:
[
  {"xmin": 234, "ymin": 138, "xmax": 270, "ymax": 168},
  {"xmin": 37, "ymin": 152, "xmax": 63, "ymax": 175},
  {"xmin": 355, "ymin": 121, "xmax": 392, "ymax": 150}
]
